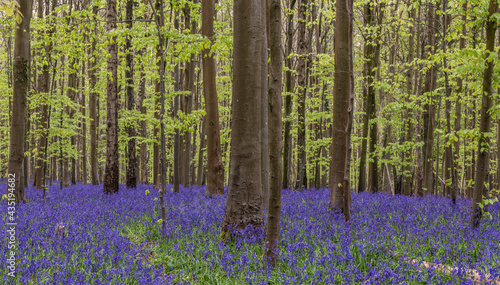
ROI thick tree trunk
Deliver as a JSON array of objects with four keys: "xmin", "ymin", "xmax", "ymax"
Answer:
[
  {"xmin": 329, "ymin": 0, "xmax": 351, "ymax": 217},
  {"xmin": 222, "ymin": 0, "xmax": 264, "ymax": 236},
  {"xmin": 264, "ymin": 0, "xmax": 283, "ymax": 266},
  {"xmin": 8, "ymin": 0, "xmax": 32, "ymax": 202},
  {"xmin": 103, "ymin": 0, "xmax": 120, "ymax": 194},
  {"xmin": 202, "ymin": 0, "xmax": 224, "ymax": 196},
  {"xmin": 471, "ymin": 0, "xmax": 497, "ymax": 229}
]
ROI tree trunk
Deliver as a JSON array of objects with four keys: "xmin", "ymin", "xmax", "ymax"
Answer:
[
  {"xmin": 173, "ymin": 10, "xmax": 181, "ymax": 193},
  {"xmin": 295, "ymin": 0, "xmax": 308, "ymax": 190},
  {"xmin": 264, "ymin": 0, "xmax": 283, "ymax": 266},
  {"xmin": 442, "ymin": 0, "xmax": 457, "ymax": 203},
  {"xmin": 202, "ymin": 0, "xmax": 224, "ymax": 196},
  {"xmin": 422, "ymin": 3, "xmax": 437, "ymax": 196},
  {"xmin": 222, "ymin": 0, "xmax": 264, "ymax": 237},
  {"xmin": 197, "ymin": 116, "xmax": 206, "ymax": 186},
  {"xmin": 81, "ymin": 59, "xmax": 87, "ymax": 184},
  {"xmin": 329, "ymin": 0, "xmax": 351, "ymax": 218},
  {"xmin": 103, "ymin": 0, "xmax": 120, "ymax": 194},
  {"xmin": 471, "ymin": 0, "xmax": 497, "ymax": 229},
  {"xmin": 137, "ymin": 47, "xmax": 148, "ymax": 184},
  {"xmin": 34, "ymin": 0, "xmax": 51, "ymax": 190},
  {"xmin": 182, "ymin": 2, "xmax": 195, "ymax": 187},
  {"xmin": 8, "ymin": 0, "xmax": 32, "ymax": 202},
  {"xmin": 125, "ymin": 0, "xmax": 137, "ymax": 188},
  {"xmin": 261, "ymin": 0, "xmax": 270, "ymax": 209},
  {"xmin": 282, "ymin": 0, "xmax": 296, "ymax": 189},
  {"xmin": 403, "ymin": 7, "xmax": 416, "ymax": 196},
  {"xmin": 88, "ymin": 4, "xmax": 99, "ymax": 185}
]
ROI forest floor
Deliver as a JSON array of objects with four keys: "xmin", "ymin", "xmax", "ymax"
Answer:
[{"xmin": 1, "ymin": 182, "xmax": 499, "ymax": 284}]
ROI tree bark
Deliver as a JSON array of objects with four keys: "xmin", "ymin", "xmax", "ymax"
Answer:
[
  {"xmin": 264, "ymin": 0, "xmax": 282, "ymax": 266},
  {"xmin": 125, "ymin": 0, "xmax": 137, "ymax": 188},
  {"xmin": 295, "ymin": 0, "xmax": 308, "ymax": 190},
  {"xmin": 222, "ymin": 0, "xmax": 264, "ymax": 236},
  {"xmin": 103, "ymin": 0, "xmax": 120, "ymax": 194},
  {"xmin": 34, "ymin": 0, "xmax": 50, "ymax": 189},
  {"xmin": 422, "ymin": 3, "xmax": 437, "ymax": 196},
  {"xmin": 202, "ymin": 0, "xmax": 224, "ymax": 196},
  {"xmin": 403, "ymin": 7, "xmax": 416, "ymax": 196},
  {"xmin": 471, "ymin": 0, "xmax": 497, "ymax": 229},
  {"xmin": 8, "ymin": 0, "xmax": 32, "ymax": 202},
  {"xmin": 454, "ymin": 1, "xmax": 467, "ymax": 198},
  {"xmin": 261, "ymin": 0, "xmax": 270, "ymax": 209},
  {"xmin": 282, "ymin": 0, "xmax": 296, "ymax": 189},
  {"xmin": 329, "ymin": 0, "xmax": 351, "ymax": 218},
  {"xmin": 88, "ymin": 4, "xmax": 99, "ymax": 185},
  {"xmin": 137, "ymin": 47, "xmax": 148, "ymax": 184},
  {"xmin": 442, "ymin": 0, "xmax": 457, "ymax": 203},
  {"xmin": 182, "ymin": 2, "xmax": 195, "ymax": 187}
]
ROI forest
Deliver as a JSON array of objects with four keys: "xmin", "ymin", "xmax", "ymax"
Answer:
[{"xmin": 1, "ymin": 0, "xmax": 500, "ymax": 283}]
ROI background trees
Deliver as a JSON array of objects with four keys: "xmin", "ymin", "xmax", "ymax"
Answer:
[{"xmin": 1, "ymin": 0, "xmax": 499, "ymax": 229}]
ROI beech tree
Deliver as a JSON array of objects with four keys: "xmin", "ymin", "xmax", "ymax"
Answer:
[
  {"xmin": 329, "ymin": 0, "xmax": 352, "ymax": 221},
  {"xmin": 103, "ymin": 0, "xmax": 119, "ymax": 194},
  {"xmin": 202, "ymin": 0, "xmax": 224, "ymax": 196},
  {"xmin": 471, "ymin": 0, "xmax": 497, "ymax": 229},
  {"xmin": 125, "ymin": 0, "xmax": 137, "ymax": 189},
  {"xmin": 7, "ymin": 0, "xmax": 32, "ymax": 202},
  {"xmin": 221, "ymin": 0, "xmax": 264, "ymax": 237},
  {"xmin": 264, "ymin": 0, "xmax": 283, "ymax": 267}
]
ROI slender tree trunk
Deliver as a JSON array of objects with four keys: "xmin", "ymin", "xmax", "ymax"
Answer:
[
  {"xmin": 34, "ymin": 0, "xmax": 51, "ymax": 189},
  {"xmin": 282, "ymin": 0, "xmax": 296, "ymax": 189},
  {"xmin": 125, "ymin": 0, "xmax": 137, "ymax": 188},
  {"xmin": 88, "ymin": 4, "xmax": 99, "ymax": 185},
  {"xmin": 197, "ymin": 116, "xmax": 206, "ymax": 186},
  {"xmin": 202, "ymin": 0, "xmax": 224, "ymax": 196},
  {"xmin": 182, "ymin": 2, "xmax": 195, "ymax": 187},
  {"xmin": 453, "ymin": 2, "xmax": 467, "ymax": 198},
  {"xmin": 173, "ymin": 9, "xmax": 181, "ymax": 192},
  {"xmin": 148, "ymin": 0, "xmax": 168, "ymax": 228},
  {"xmin": 137, "ymin": 47, "xmax": 148, "ymax": 184},
  {"xmin": 414, "ymin": 8, "xmax": 425, "ymax": 196},
  {"xmin": 264, "ymin": 0, "xmax": 283, "ymax": 266},
  {"xmin": 152, "ymin": 0, "xmax": 163, "ymax": 188},
  {"xmin": 471, "ymin": 0, "xmax": 497, "ymax": 229},
  {"xmin": 403, "ymin": 7, "xmax": 416, "ymax": 196},
  {"xmin": 81, "ymin": 60, "xmax": 87, "ymax": 184},
  {"xmin": 295, "ymin": 0, "xmax": 308, "ymax": 190},
  {"xmin": 103, "ymin": 0, "xmax": 120, "ymax": 194},
  {"xmin": 422, "ymin": 3, "xmax": 437, "ymax": 196},
  {"xmin": 442, "ymin": 0, "xmax": 457, "ymax": 203}
]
